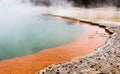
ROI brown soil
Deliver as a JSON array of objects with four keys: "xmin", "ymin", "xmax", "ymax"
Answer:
[{"xmin": 0, "ymin": 20, "xmax": 108, "ymax": 74}]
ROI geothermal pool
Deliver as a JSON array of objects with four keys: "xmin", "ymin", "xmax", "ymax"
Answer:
[
  {"xmin": 0, "ymin": 0, "xmax": 112, "ymax": 74},
  {"xmin": 0, "ymin": 7, "xmax": 84, "ymax": 60}
]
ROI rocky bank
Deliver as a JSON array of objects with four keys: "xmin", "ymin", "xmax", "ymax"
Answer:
[{"xmin": 36, "ymin": 18, "xmax": 120, "ymax": 74}]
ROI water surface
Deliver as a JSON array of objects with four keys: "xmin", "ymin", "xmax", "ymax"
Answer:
[{"xmin": 0, "ymin": 8, "xmax": 83, "ymax": 60}]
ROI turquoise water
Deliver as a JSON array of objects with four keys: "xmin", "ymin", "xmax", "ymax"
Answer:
[{"xmin": 0, "ymin": 6, "xmax": 83, "ymax": 60}]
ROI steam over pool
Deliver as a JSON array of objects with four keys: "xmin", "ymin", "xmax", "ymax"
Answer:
[{"xmin": 0, "ymin": 0, "xmax": 83, "ymax": 60}]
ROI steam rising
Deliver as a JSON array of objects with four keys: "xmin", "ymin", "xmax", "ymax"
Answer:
[
  {"xmin": 0, "ymin": 0, "xmax": 83, "ymax": 60},
  {"xmin": 0, "ymin": 0, "xmax": 119, "ymax": 60}
]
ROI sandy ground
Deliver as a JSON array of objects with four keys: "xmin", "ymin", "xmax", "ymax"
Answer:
[
  {"xmin": 42, "ymin": 7, "xmax": 120, "ymax": 22},
  {"xmin": 0, "ymin": 19, "xmax": 108, "ymax": 74}
]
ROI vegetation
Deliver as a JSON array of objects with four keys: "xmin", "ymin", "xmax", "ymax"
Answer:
[
  {"xmin": 68, "ymin": 0, "xmax": 120, "ymax": 8},
  {"xmin": 29, "ymin": 0, "xmax": 120, "ymax": 8}
]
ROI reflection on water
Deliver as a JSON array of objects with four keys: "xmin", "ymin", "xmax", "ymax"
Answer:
[{"xmin": 0, "ymin": 8, "xmax": 84, "ymax": 60}]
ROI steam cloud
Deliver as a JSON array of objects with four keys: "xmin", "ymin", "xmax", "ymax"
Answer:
[{"xmin": 0, "ymin": 0, "xmax": 119, "ymax": 60}]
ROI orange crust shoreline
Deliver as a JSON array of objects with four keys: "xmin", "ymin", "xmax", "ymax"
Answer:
[{"xmin": 0, "ymin": 19, "xmax": 108, "ymax": 74}]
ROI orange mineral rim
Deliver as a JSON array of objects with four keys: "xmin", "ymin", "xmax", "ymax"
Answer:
[{"xmin": 0, "ymin": 17, "xmax": 109, "ymax": 74}]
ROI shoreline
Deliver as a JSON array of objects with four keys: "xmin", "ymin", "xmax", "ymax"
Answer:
[
  {"xmin": 0, "ymin": 16, "xmax": 108, "ymax": 74},
  {"xmin": 36, "ymin": 16, "xmax": 120, "ymax": 74}
]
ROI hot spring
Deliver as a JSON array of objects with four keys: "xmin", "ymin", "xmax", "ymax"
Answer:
[{"xmin": 0, "ymin": 2, "xmax": 84, "ymax": 60}]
